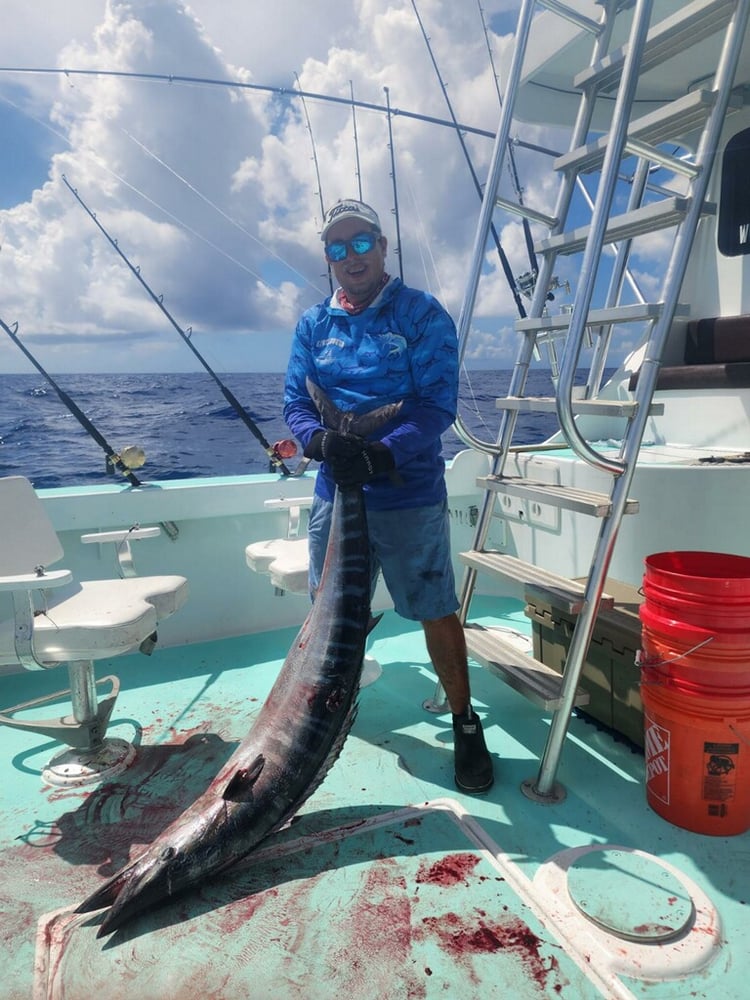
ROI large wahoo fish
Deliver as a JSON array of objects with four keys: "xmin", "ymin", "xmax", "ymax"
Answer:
[{"xmin": 77, "ymin": 381, "xmax": 401, "ymax": 937}]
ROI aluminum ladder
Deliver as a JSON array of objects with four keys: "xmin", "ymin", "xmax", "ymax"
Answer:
[{"xmin": 432, "ymin": 0, "xmax": 750, "ymax": 801}]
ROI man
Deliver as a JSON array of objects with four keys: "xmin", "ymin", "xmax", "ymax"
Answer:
[{"xmin": 283, "ymin": 198, "xmax": 493, "ymax": 793}]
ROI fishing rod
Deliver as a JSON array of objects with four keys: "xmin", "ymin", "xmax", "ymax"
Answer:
[
  {"xmin": 295, "ymin": 73, "xmax": 332, "ymax": 295},
  {"xmin": 350, "ymin": 80, "xmax": 364, "ymax": 202},
  {"xmin": 410, "ymin": 0, "xmax": 526, "ymax": 319},
  {"xmin": 383, "ymin": 86, "xmax": 404, "ymax": 282},
  {"xmin": 62, "ymin": 175, "xmax": 296, "ymax": 477},
  {"xmin": 0, "ymin": 313, "xmax": 180, "ymax": 538},
  {"xmin": 476, "ymin": 0, "xmax": 538, "ymax": 288}
]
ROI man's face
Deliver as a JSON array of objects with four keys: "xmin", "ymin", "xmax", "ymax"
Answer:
[{"xmin": 325, "ymin": 218, "xmax": 388, "ymax": 305}]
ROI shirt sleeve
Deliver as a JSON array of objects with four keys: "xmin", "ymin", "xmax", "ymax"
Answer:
[
  {"xmin": 283, "ymin": 313, "xmax": 325, "ymax": 450},
  {"xmin": 378, "ymin": 292, "xmax": 458, "ymax": 467}
]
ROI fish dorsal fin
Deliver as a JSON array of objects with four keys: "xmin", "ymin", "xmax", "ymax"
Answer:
[
  {"xmin": 222, "ymin": 753, "xmax": 265, "ymax": 801},
  {"xmin": 305, "ymin": 378, "xmax": 402, "ymax": 437}
]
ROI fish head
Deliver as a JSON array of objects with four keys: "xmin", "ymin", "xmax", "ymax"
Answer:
[
  {"xmin": 93, "ymin": 802, "xmax": 234, "ymax": 936},
  {"xmin": 94, "ymin": 757, "xmax": 269, "ymax": 937}
]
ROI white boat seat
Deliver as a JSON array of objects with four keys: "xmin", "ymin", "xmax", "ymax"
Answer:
[
  {"xmin": 246, "ymin": 536, "xmax": 310, "ymax": 595},
  {"xmin": 246, "ymin": 496, "xmax": 313, "ymax": 595},
  {"xmin": 0, "ymin": 577, "xmax": 188, "ymax": 666},
  {"xmin": 0, "ymin": 475, "xmax": 189, "ymax": 786},
  {"xmin": 245, "ymin": 494, "xmax": 382, "ymax": 686}
]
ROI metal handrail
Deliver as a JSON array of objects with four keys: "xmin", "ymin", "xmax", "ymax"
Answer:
[{"xmin": 534, "ymin": 0, "xmax": 750, "ymax": 798}]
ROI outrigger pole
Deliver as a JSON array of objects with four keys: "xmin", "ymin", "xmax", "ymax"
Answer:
[
  {"xmin": 410, "ymin": 0, "xmax": 527, "ymax": 318},
  {"xmin": 62, "ymin": 176, "xmax": 294, "ymax": 477},
  {"xmin": 0, "ymin": 313, "xmax": 180, "ymax": 538}
]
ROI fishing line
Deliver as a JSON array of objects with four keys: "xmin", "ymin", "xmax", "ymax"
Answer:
[
  {"xmin": 0, "ymin": 91, "xmax": 320, "ymax": 296},
  {"xmin": 118, "ymin": 122, "xmax": 321, "ymax": 293},
  {"xmin": 476, "ymin": 0, "xmax": 538, "ymax": 282},
  {"xmin": 63, "ymin": 176, "xmax": 296, "ymax": 476},
  {"xmin": 409, "ymin": 0, "xmax": 527, "ymax": 320},
  {"xmin": 383, "ymin": 86, "xmax": 404, "ymax": 283},
  {"xmin": 294, "ymin": 73, "xmax": 332, "ymax": 295},
  {"xmin": 350, "ymin": 80, "xmax": 364, "ymax": 202},
  {"xmin": 400, "ymin": 173, "xmax": 495, "ymax": 441}
]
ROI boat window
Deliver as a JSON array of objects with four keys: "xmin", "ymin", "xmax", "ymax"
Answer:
[{"xmin": 718, "ymin": 127, "xmax": 750, "ymax": 257}]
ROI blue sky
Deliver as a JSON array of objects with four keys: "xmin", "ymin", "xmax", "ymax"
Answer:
[{"xmin": 0, "ymin": 0, "xmax": 647, "ymax": 377}]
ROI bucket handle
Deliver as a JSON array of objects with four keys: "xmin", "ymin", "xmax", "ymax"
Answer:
[
  {"xmin": 636, "ymin": 634, "xmax": 715, "ymax": 672},
  {"xmin": 729, "ymin": 722, "xmax": 750, "ymax": 748}
]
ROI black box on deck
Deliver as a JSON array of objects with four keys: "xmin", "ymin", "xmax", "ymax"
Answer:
[{"xmin": 524, "ymin": 580, "xmax": 644, "ymax": 747}]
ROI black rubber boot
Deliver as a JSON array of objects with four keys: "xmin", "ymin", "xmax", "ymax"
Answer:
[{"xmin": 452, "ymin": 709, "xmax": 494, "ymax": 793}]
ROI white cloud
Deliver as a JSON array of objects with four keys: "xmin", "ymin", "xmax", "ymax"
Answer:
[{"xmin": 0, "ymin": 0, "xmax": 655, "ymax": 375}]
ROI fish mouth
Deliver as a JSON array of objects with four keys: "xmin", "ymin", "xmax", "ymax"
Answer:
[{"xmin": 91, "ymin": 857, "xmax": 186, "ymax": 937}]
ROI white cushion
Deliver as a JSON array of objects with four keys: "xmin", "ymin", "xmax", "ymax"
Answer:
[
  {"xmin": 247, "ymin": 538, "xmax": 309, "ymax": 594},
  {"xmin": 0, "ymin": 575, "xmax": 189, "ymax": 667}
]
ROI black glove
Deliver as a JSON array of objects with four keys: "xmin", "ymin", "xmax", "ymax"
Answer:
[
  {"xmin": 303, "ymin": 430, "xmax": 365, "ymax": 462},
  {"xmin": 329, "ymin": 442, "xmax": 395, "ymax": 488}
]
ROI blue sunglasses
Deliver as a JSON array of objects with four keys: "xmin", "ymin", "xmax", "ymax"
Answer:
[{"xmin": 324, "ymin": 230, "xmax": 380, "ymax": 263}]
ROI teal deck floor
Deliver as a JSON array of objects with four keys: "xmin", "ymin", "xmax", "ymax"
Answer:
[{"xmin": 1, "ymin": 597, "xmax": 748, "ymax": 999}]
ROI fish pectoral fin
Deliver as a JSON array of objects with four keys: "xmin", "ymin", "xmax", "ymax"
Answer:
[
  {"xmin": 305, "ymin": 377, "xmax": 402, "ymax": 437},
  {"xmin": 222, "ymin": 753, "xmax": 265, "ymax": 801}
]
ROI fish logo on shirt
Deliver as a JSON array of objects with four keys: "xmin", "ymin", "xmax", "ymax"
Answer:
[{"xmin": 380, "ymin": 332, "xmax": 407, "ymax": 358}]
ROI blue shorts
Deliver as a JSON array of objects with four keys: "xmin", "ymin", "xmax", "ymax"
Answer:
[{"xmin": 307, "ymin": 495, "xmax": 459, "ymax": 622}]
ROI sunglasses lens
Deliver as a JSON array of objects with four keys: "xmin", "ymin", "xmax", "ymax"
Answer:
[
  {"xmin": 350, "ymin": 233, "xmax": 377, "ymax": 254},
  {"xmin": 325, "ymin": 241, "xmax": 348, "ymax": 262},
  {"xmin": 325, "ymin": 232, "xmax": 378, "ymax": 262}
]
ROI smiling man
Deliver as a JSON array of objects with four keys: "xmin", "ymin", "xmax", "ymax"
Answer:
[{"xmin": 283, "ymin": 198, "xmax": 494, "ymax": 794}]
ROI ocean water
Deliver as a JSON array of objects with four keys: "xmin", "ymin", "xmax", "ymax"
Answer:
[{"xmin": 0, "ymin": 369, "xmax": 568, "ymax": 489}]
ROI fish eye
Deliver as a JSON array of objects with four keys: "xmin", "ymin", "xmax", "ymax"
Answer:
[{"xmin": 159, "ymin": 846, "xmax": 176, "ymax": 861}]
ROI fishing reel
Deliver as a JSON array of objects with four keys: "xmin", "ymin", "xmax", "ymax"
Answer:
[
  {"xmin": 516, "ymin": 271, "xmax": 571, "ymax": 303},
  {"xmin": 107, "ymin": 445, "xmax": 146, "ymax": 477}
]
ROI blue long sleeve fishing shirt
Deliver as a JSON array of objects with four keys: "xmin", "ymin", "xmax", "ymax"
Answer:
[{"xmin": 283, "ymin": 277, "xmax": 458, "ymax": 510}]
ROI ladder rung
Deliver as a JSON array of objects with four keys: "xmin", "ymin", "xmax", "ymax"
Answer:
[
  {"xmin": 537, "ymin": 197, "xmax": 715, "ymax": 257},
  {"xmin": 464, "ymin": 623, "xmax": 590, "ymax": 711},
  {"xmin": 496, "ymin": 396, "xmax": 664, "ymax": 417},
  {"xmin": 460, "ymin": 550, "xmax": 615, "ymax": 614},
  {"xmin": 624, "ymin": 139, "xmax": 700, "ymax": 179},
  {"xmin": 516, "ymin": 302, "xmax": 690, "ymax": 333},
  {"xmin": 494, "ymin": 196, "xmax": 557, "ymax": 229},
  {"xmin": 574, "ymin": 0, "xmax": 738, "ymax": 94},
  {"xmin": 537, "ymin": 0, "xmax": 601, "ymax": 35},
  {"xmin": 554, "ymin": 91, "xmax": 721, "ymax": 175},
  {"xmin": 478, "ymin": 475, "xmax": 640, "ymax": 517}
]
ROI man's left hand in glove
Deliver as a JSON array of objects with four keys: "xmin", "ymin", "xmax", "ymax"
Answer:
[{"xmin": 329, "ymin": 441, "xmax": 395, "ymax": 488}]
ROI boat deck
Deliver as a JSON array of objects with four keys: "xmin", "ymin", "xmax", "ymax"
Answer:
[{"xmin": 2, "ymin": 596, "xmax": 747, "ymax": 999}]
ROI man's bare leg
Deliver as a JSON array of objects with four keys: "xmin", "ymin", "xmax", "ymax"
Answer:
[{"xmin": 422, "ymin": 612, "xmax": 494, "ymax": 793}]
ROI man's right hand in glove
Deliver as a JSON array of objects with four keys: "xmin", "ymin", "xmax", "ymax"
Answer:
[{"xmin": 303, "ymin": 430, "xmax": 365, "ymax": 462}]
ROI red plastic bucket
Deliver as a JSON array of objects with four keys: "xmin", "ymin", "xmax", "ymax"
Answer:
[
  {"xmin": 642, "ymin": 550, "xmax": 750, "ymax": 634},
  {"xmin": 640, "ymin": 603, "xmax": 750, "ymax": 692},
  {"xmin": 642, "ymin": 666, "xmax": 750, "ymax": 835},
  {"xmin": 640, "ymin": 551, "xmax": 750, "ymax": 834}
]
